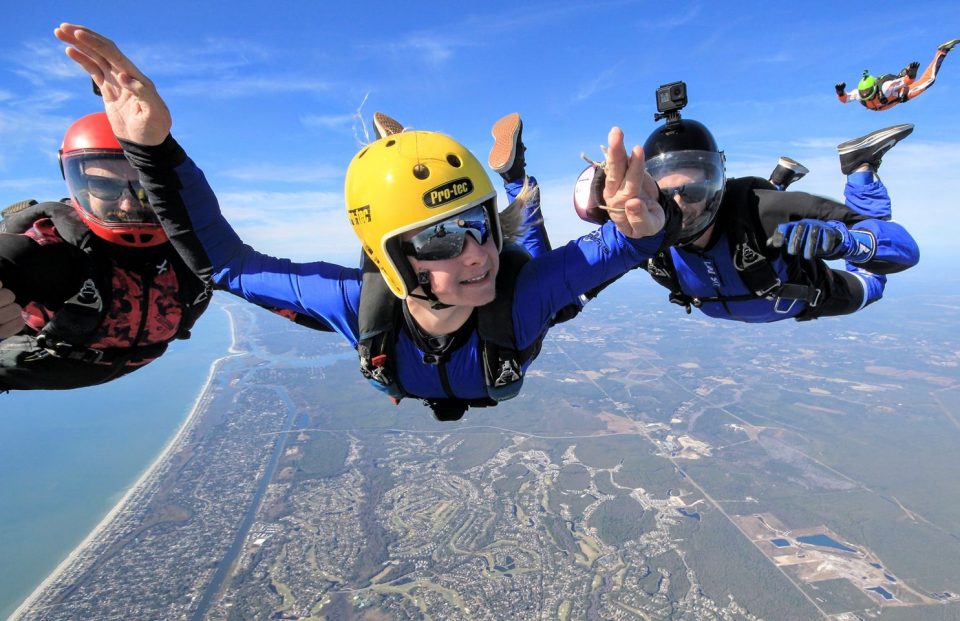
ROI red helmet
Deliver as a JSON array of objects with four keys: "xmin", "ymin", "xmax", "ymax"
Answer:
[{"xmin": 60, "ymin": 112, "xmax": 167, "ymax": 248}]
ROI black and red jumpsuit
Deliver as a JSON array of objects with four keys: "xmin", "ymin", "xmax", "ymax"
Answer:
[{"xmin": 0, "ymin": 202, "xmax": 210, "ymax": 391}]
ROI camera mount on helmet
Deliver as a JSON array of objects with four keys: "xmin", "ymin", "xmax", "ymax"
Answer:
[
  {"xmin": 653, "ymin": 80, "xmax": 688, "ymax": 124},
  {"xmin": 644, "ymin": 80, "xmax": 726, "ymax": 246}
]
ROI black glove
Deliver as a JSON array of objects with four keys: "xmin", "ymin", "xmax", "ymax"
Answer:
[
  {"xmin": 657, "ymin": 189, "xmax": 684, "ymax": 250},
  {"xmin": 835, "ymin": 82, "xmax": 846, "ymax": 97},
  {"xmin": 768, "ymin": 219, "xmax": 849, "ymax": 260},
  {"xmin": 906, "ymin": 61, "xmax": 920, "ymax": 79}
]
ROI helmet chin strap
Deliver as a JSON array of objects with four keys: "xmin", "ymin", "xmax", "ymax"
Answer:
[{"xmin": 408, "ymin": 270, "xmax": 453, "ymax": 310}]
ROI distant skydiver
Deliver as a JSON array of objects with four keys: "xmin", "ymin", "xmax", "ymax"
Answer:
[
  {"xmin": 836, "ymin": 38, "xmax": 960, "ymax": 111},
  {"xmin": 573, "ymin": 81, "xmax": 919, "ymax": 323},
  {"xmin": 55, "ymin": 24, "xmax": 677, "ymax": 422},
  {"xmin": 0, "ymin": 112, "xmax": 210, "ymax": 391}
]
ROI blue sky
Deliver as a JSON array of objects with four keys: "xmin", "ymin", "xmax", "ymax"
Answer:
[{"xmin": 3, "ymin": 1, "xmax": 959, "ymax": 265}]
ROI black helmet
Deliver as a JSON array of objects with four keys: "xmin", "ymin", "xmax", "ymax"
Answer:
[{"xmin": 643, "ymin": 119, "xmax": 725, "ymax": 245}]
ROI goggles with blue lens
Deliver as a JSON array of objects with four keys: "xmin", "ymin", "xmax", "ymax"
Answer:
[{"xmin": 402, "ymin": 205, "xmax": 491, "ymax": 261}]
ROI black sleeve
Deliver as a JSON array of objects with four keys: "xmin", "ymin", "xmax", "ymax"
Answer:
[
  {"xmin": 0, "ymin": 234, "xmax": 88, "ymax": 308},
  {"xmin": 753, "ymin": 189, "xmax": 870, "ymax": 240},
  {"xmin": 119, "ymin": 135, "xmax": 215, "ymax": 286}
]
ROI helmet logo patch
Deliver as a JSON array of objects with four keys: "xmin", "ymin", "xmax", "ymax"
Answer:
[
  {"xmin": 349, "ymin": 205, "xmax": 372, "ymax": 225},
  {"xmin": 423, "ymin": 178, "xmax": 473, "ymax": 208}
]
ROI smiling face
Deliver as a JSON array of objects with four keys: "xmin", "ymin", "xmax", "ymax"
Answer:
[{"xmin": 405, "ymin": 232, "xmax": 500, "ymax": 308}]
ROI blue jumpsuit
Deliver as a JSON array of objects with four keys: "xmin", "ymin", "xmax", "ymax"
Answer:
[
  {"xmin": 123, "ymin": 137, "xmax": 664, "ymax": 402},
  {"xmin": 661, "ymin": 176, "xmax": 919, "ymax": 322}
]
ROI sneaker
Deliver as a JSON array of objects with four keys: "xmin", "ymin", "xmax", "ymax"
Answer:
[
  {"xmin": 488, "ymin": 112, "xmax": 526, "ymax": 182},
  {"xmin": 373, "ymin": 112, "xmax": 405, "ymax": 139},
  {"xmin": 768, "ymin": 156, "xmax": 809, "ymax": 190},
  {"xmin": 837, "ymin": 123, "xmax": 914, "ymax": 175},
  {"xmin": 939, "ymin": 38, "xmax": 960, "ymax": 53}
]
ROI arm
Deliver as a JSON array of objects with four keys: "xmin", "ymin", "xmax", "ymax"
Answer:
[
  {"xmin": 0, "ymin": 235, "xmax": 89, "ymax": 338},
  {"xmin": 513, "ymin": 221, "xmax": 663, "ymax": 347},
  {"xmin": 55, "ymin": 24, "xmax": 362, "ymax": 342},
  {"xmin": 512, "ymin": 127, "xmax": 668, "ymax": 347},
  {"xmin": 759, "ymin": 190, "xmax": 919, "ymax": 274},
  {"xmin": 0, "ymin": 279, "xmax": 23, "ymax": 338},
  {"xmin": 123, "ymin": 134, "xmax": 363, "ymax": 343},
  {"xmin": 836, "ymin": 82, "xmax": 857, "ymax": 103}
]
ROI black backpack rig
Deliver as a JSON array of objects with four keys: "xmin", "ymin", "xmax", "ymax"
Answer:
[
  {"xmin": 1, "ymin": 199, "xmax": 207, "ymax": 366},
  {"xmin": 644, "ymin": 177, "xmax": 823, "ymax": 314}
]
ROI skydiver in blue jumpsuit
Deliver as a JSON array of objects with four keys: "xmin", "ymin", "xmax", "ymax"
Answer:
[
  {"xmin": 56, "ymin": 24, "xmax": 680, "ymax": 420},
  {"xmin": 574, "ymin": 111, "xmax": 919, "ymax": 322}
]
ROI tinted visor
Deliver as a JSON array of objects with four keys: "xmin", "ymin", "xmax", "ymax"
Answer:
[
  {"xmin": 402, "ymin": 205, "xmax": 490, "ymax": 261},
  {"xmin": 63, "ymin": 151, "xmax": 160, "ymax": 226},
  {"xmin": 645, "ymin": 150, "xmax": 725, "ymax": 244},
  {"xmin": 659, "ymin": 180, "xmax": 711, "ymax": 203}
]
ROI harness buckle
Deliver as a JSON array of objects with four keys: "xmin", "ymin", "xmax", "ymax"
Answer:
[
  {"xmin": 808, "ymin": 287, "xmax": 822, "ymax": 308},
  {"xmin": 773, "ymin": 297, "xmax": 798, "ymax": 314},
  {"xmin": 757, "ymin": 278, "xmax": 782, "ymax": 298},
  {"xmin": 736, "ymin": 242, "xmax": 766, "ymax": 270},
  {"xmin": 494, "ymin": 359, "xmax": 521, "ymax": 387},
  {"xmin": 37, "ymin": 335, "xmax": 106, "ymax": 364}
]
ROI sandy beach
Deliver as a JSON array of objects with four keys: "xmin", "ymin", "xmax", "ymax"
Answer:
[{"xmin": 8, "ymin": 303, "xmax": 242, "ymax": 621}]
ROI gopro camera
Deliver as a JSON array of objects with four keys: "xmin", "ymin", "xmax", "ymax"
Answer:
[{"xmin": 654, "ymin": 80, "xmax": 687, "ymax": 123}]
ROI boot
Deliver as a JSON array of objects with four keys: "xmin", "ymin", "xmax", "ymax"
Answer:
[{"xmin": 768, "ymin": 156, "xmax": 809, "ymax": 190}]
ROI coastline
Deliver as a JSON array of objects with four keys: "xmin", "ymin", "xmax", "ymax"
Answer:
[{"xmin": 8, "ymin": 302, "xmax": 242, "ymax": 621}]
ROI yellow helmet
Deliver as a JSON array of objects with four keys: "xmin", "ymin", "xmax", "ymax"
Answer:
[{"xmin": 345, "ymin": 131, "xmax": 500, "ymax": 298}]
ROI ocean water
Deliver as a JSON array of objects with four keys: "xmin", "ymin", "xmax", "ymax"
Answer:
[{"xmin": 0, "ymin": 299, "xmax": 233, "ymax": 620}]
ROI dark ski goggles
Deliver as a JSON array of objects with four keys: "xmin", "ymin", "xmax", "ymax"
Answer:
[
  {"xmin": 661, "ymin": 181, "xmax": 710, "ymax": 203},
  {"xmin": 402, "ymin": 205, "xmax": 491, "ymax": 261},
  {"xmin": 86, "ymin": 175, "xmax": 149, "ymax": 202}
]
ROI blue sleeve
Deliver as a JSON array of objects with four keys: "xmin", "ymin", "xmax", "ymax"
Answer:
[
  {"xmin": 844, "ymin": 178, "xmax": 892, "ymax": 220},
  {"xmin": 512, "ymin": 221, "xmax": 663, "ymax": 348},
  {"xmin": 842, "ymin": 178, "xmax": 919, "ymax": 273},
  {"xmin": 505, "ymin": 175, "xmax": 552, "ymax": 258},
  {"xmin": 122, "ymin": 136, "xmax": 363, "ymax": 345},
  {"xmin": 849, "ymin": 219, "xmax": 919, "ymax": 274}
]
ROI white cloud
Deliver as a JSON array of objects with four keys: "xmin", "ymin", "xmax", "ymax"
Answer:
[
  {"xmin": 301, "ymin": 113, "xmax": 361, "ymax": 132},
  {"xmin": 164, "ymin": 76, "xmax": 332, "ymax": 98},
  {"xmin": 8, "ymin": 40, "xmax": 81, "ymax": 86},
  {"xmin": 217, "ymin": 189, "xmax": 355, "ymax": 263},
  {"xmin": 637, "ymin": 5, "xmax": 702, "ymax": 29},
  {"xmin": 218, "ymin": 162, "xmax": 343, "ymax": 184},
  {"xmin": 125, "ymin": 38, "xmax": 272, "ymax": 77},
  {"xmin": 359, "ymin": 34, "xmax": 462, "ymax": 69},
  {"xmin": 573, "ymin": 67, "xmax": 620, "ymax": 104},
  {"xmin": 398, "ymin": 36, "xmax": 455, "ymax": 66}
]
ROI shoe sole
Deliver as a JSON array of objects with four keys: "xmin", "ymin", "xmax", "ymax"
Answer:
[
  {"xmin": 777, "ymin": 156, "xmax": 809, "ymax": 175},
  {"xmin": 373, "ymin": 112, "xmax": 404, "ymax": 139},
  {"xmin": 838, "ymin": 124, "xmax": 914, "ymax": 154},
  {"xmin": 488, "ymin": 112, "xmax": 521, "ymax": 173},
  {"xmin": 939, "ymin": 38, "xmax": 960, "ymax": 52}
]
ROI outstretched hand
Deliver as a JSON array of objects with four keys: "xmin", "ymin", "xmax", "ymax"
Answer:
[
  {"xmin": 768, "ymin": 219, "xmax": 846, "ymax": 260},
  {"xmin": 54, "ymin": 24, "xmax": 171, "ymax": 146},
  {"xmin": 601, "ymin": 128, "xmax": 665, "ymax": 239},
  {"xmin": 0, "ymin": 280, "xmax": 25, "ymax": 339}
]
